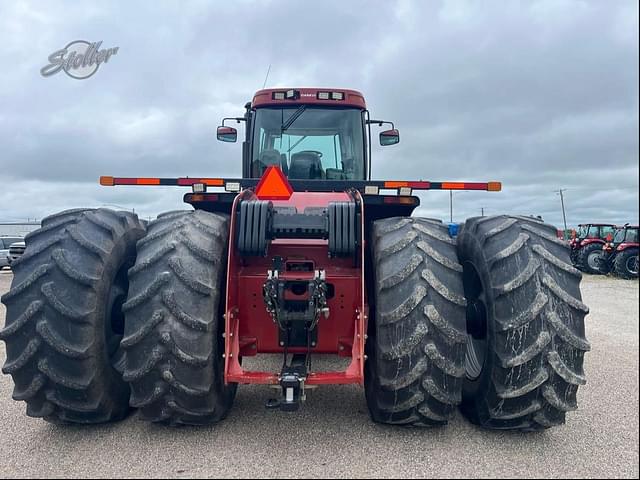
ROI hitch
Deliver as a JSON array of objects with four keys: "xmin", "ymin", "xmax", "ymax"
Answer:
[
  {"xmin": 263, "ymin": 258, "xmax": 328, "ymax": 411},
  {"xmin": 266, "ymin": 354, "xmax": 308, "ymax": 411},
  {"xmin": 263, "ymin": 260, "xmax": 329, "ymax": 347}
]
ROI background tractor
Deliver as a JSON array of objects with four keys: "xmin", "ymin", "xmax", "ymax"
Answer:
[
  {"xmin": 599, "ymin": 224, "xmax": 639, "ymax": 279},
  {"xmin": 1, "ymin": 88, "xmax": 589, "ymax": 430},
  {"xmin": 570, "ymin": 223, "xmax": 616, "ymax": 274}
]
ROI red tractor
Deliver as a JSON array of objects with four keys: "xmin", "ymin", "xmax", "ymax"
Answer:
[
  {"xmin": 599, "ymin": 224, "xmax": 639, "ymax": 279},
  {"xmin": 1, "ymin": 88, "xmax": 589, "ymax": 430},
  {"xmin": 569, "ymin": 223, "xmax": 617, "ymax": 274}
]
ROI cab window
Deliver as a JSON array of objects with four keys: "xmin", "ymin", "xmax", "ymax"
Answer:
[{"xmin": 251, "ymin": 107, "xmax": 365, "ymax": 180}]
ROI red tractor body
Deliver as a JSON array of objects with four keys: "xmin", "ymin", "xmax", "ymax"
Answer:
[
  {"xmin": 1, "ymin": 87, "xmax": 590, "ymax": 431},
  {"xmin": 224, "ymin": 187, "xmax": 367, "ymax": 386},
  {"xmin": 600, "ymin": 225, "xmax": 639, "ymax": 278},
  {"xmin": 102, "ymin": 88, "xmax": 500, "ymax": 390},
  {"xmin": 569, "ymin": 223, "xmax": 617, "ymax": 274}
]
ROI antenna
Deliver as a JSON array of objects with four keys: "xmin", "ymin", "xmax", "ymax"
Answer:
[
  {"xmin": 262, "ymin": 64, "xmax": 271, "ymax": 89},
  {"xmin": 554, "ymin": 188, "xmax": 568, "ymax": 233}
]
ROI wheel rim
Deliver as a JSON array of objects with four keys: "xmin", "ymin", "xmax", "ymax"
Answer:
[
  {"xmin": 463, "ymin": 262, "xmax": 488, "ymax": 381},
  {"xmin": 627, "ymin": 256, "xmax": 639, "ymax": 275},
  {"xmin": 587, "ymin": 251, "xmax": 602, "ymax": 270}
]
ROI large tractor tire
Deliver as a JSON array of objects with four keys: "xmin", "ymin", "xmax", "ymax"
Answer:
[
  {"xmin": 121, "ymin": 210, "xmax": 235, "ymax": 425},
  {"xmin": 365, "ymin": 217, "xmax": 467, "ymax": 426},
  {"xmin": 0, "ymin": 208, "xmax": 145, "ymax": 423},
  {"xmin": 575, "ymin": 243, "xmax": 604, "ymax": 275},
  {"xmin": 457, "ymin": 215, "xmax": 590, "ymax": 430},
  {"xmin": 613, "ymin": 248, "xmax": 639, "ymax": 279}
]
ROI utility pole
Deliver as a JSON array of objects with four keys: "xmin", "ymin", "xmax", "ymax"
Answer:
[
  {"xmin": 449, "ymin": 191, "xmax": 468, "ymax": 223},
  {"xmin": 556, "ymin": 189, "xmax": 568, "ymax": 234},
  {"xmin": 481, "ymin": 207, "xmax": 485, "ymax": 217}
]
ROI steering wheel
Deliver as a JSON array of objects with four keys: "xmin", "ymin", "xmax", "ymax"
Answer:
[{"xmin": 297, "ymin": 150, "xmax": 323, "ymax": 158}]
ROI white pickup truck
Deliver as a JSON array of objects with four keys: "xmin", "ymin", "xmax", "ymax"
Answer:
[{"xmin": 1, "ymin": 236, "xmax": 23, "ymax": 269}]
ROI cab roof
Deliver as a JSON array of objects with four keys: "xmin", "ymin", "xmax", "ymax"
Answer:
[{"xmin": 252, "ymin": 88, "xmax": 366, "ymax": 109}]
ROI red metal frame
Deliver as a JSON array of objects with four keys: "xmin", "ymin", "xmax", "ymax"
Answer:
[
  {"xmin": 251, "ymin": 88, "xmax": 367, "ymax": 109},
  {"xmin": 223, "ymin": 189, "xmax": 367, "ymax": 386}
]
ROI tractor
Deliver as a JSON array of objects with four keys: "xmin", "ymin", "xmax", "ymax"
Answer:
[
  {"xmin": 599, "ymin": 224, "xmax": 639, "ymax": 279},
  {"xmin": 1, "ymin": 88, "xmax": 589, "ymax": 430},
  {"xmin": 569, "ymin": 223, "xmax": 617, "ymax": 274}
]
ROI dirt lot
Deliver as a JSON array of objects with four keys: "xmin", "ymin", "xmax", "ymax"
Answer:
[{"xmin": 0, "ymin": 269, "xmax": 638, "ymax": 478}]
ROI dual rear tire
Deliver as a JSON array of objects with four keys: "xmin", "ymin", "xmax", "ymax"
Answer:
[
  {"xmin": 0, "ymin": 209, "xmax": 233, "ymax": 425},
  {"xmin": 2, "ymin": 209, "xmax": 589, "ymax": 430},
  {"xmin": 121, "ymin": 210, "xmax": 235, "ymax": 425},
  {"xmin": 366, "ymin": 215, "xmax": 590, "ymax": 430},
  {"xmin": 0, "ymin": 209, "xmax": 146, "ymax": 423}
]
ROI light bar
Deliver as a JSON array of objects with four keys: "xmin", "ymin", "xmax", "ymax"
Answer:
[
  {"xmin": 384, "ymin": 181, "xmax": 430, "ymax": 189},
  {"xmin": 177, "ymin": 178, "xmax": 224, "ymax": 187},
  {"xmin": 441, "ymin": 182, "xmax": 467, "ymax": 190},
  {"xmin": 100, "ymin": 177, "xmax": 161, "ymax": 186},
  {"xmin": 317, "ymin": 91, "xmax": 330, "ymax": 100},
  {"xmin": 331, "ymin": 91, "xmax": 344, "ymax": 100},
  {"xmin": 272, "ymin": 91, "xmax": 285, "ymax": 100},
  {"xmin": 225, "ymin": 181, "xmax": 241, "ymax": 192},
  {"xmin": 192, "ymin": 183, "xmax": 206, "ymax": 193},
  {"xmin": 100, "ymin": 176, "xmax": 224, "ymax": 187},
  {"xmin": 100, "ymin": 176, "xmax": 502, "ymax": 193},
  {"xmin": 438, "ymin": 182, "xmax": 501, "ymax": 191}
]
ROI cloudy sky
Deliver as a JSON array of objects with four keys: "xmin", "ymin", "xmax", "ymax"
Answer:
[{"xmin": 0, "ymin": 0, "xmax": 638, "ymax": 228}]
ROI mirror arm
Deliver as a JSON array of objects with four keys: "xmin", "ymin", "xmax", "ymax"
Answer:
[
  {"xmin": 366, "ymin": 119, "xmax": 394, "ymax": 129},
  {"xmin": 222, "ymin": 117, "xmax": 246, "ymax": 126}
]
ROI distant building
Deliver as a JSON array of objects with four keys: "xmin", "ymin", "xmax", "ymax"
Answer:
[{"xmin": 0, "ymin": 223, "xmax": 40, "ymax": 236}]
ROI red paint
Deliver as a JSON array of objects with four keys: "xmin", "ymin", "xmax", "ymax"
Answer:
[
  {"xmin": 176, "ymin": 178, "xmax": 224, "ymax": 186},
  {"xmin": 252, "ymin": 88, "xmax": 366, "ymax": 109},
  {"xmin": 580, "ymin": 238, "xmax": 606, "ymax": 247},
  {"xmin": 384, "ymin": 181, "xmax": 431, "ymax": 189},
  {"xmin": 224, "ymin": 189, "xmax": 367, "ymax": 386},
  {"xmin": 617, "ymin": 242, "xmax": 639, "ymax": 251}
]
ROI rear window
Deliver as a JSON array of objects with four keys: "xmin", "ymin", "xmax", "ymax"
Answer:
[
  {"xmin": 600, "ymin": 226, "xmax": 615, "ymax": 239},
  {"xmin": 1, "ymin": 237, "xmax": 22, "ymax": 248},
  {"xmin": 586, "ymin": 226, "xmax": 600, "ymax": 239}
]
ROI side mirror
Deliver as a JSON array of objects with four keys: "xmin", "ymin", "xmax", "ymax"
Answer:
[
  {"xmin": 379, "ymin": 129, "xmax": 399, "ymax": 146},
  {"xmin": 217, "ymin": 126, "xmax": 237, "ymax": 143}
]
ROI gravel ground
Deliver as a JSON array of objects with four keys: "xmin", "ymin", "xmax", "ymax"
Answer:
[{"xmin": 0, "ymin": 269, "xmax": 638, "ymax": 478}]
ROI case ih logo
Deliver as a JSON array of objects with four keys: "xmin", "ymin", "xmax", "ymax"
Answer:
[{"xmin": 40, "ymin": 40, "xmax": 119, "ymax": 79}]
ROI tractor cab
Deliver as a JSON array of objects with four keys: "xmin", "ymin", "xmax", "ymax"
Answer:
[
  {"xmin": 569, "ymin": 223, "xmax": 616, "ymax": 273},
  {"xmin": 572, "ymin": 223, "xmax": 616, "ymax": 243},
  {"xmin": 600, "ymin": 225, "xmax": 639, "ymax": 277},
  {"xmin": 611, "ymin": 225, "xmax": 639, "ymax": 247},
  {"xmin": 216, "ymin": 88, "xmax": 398, "ymax": 181}
]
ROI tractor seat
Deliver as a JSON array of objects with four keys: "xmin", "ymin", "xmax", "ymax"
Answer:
[
  {"xmin": 289, "ymin": 152, "xmax": 325, "ymax": 179},
  {"xmin": 253, "ymin": 149, "xmax": 283, "ymax": 177}
]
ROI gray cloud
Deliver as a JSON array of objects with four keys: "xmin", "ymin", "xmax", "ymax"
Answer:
[{"xmin": 0, "ymin": 0, "xmax": 637, "ymax": 228}]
